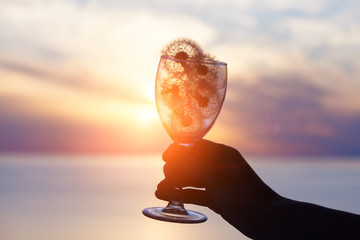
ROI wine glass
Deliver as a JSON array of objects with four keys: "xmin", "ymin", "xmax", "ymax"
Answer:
[{"xmin": 142, "ymin": 55, "xmax": 227, "ymax": 223}]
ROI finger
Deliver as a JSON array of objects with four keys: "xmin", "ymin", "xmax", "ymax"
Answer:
[
  {"xmin": 163, "ymin": 163, "xmax": 204, "ymax": 188},
  {"xmin": 162, "ymin": 140, "xmax": 250, "ymax": 187},
  {"xmin": 193, "ymin": 139, "xmax": 247, "ymax": 167},
  {"xmin": 162, "ymin": 142, "xmax": 179, "ymax": 162},
  {"xmin": 162, "ymin": 143, "xmax": 221, "ymax": 186},
  {"xmin": 181, "ymin": 188, "xmax": 209, "ymax": 207},
  {"xmin": 163, "ymin": 139, "xmax": 246, "ymax": 167},
  {"xmin": 156, "ymin": 179, "xmax": 209, "ymax": 207},
  {"xmin": 155, "ymin": 179, "xmax": 172, "ymax": 201}
]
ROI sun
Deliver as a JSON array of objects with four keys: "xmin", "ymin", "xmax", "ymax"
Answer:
[{"xmin": 137, "ymin": 105, "xmax": 157, "ymax": 126}]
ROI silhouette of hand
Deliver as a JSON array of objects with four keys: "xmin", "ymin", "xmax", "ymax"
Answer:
[
  {"xmin": 156, "ymin": 139, "xmax": 279, "ymax": 238},
  {"xmin": 156, "ymin": 139, "xmax": 360, "ymax": 239}
]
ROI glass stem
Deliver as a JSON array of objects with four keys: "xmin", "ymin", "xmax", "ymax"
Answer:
[
  {"xmin": 163, "ymin": 179, "xmax": 188, "ymax": 215},
  {"xmin": 162, "ymin": 185, "xmax": 188, "ymax": 215},
  {"xmin": 162, "ymin": 142, "xmax": 194, "ymax": 215}
]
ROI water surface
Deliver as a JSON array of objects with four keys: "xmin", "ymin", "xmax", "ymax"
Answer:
[{"xmin": 0, "ymin": 154, "xmax": 359, "ymax": 240}]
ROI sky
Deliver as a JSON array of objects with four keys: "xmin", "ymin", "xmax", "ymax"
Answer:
[{"xmin": 0, "ymin": 0, "xmax": 359, "ymax": 156}]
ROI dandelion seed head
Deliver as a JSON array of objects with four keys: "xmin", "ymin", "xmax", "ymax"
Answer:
[{"xmin": 161, "ymin": 38, "xmax": 214, "ymax": 62}]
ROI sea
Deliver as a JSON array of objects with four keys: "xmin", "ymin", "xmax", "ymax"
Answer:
[{"xmin": 0, "ymin": 154, "xmax": 359, "ymax": 240}]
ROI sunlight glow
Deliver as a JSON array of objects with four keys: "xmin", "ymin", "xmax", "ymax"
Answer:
[
  {"xmin": 142, "ymin": 82, "xmax": 156, "ymax": 103},
  {"xmin": 137, "ymin": 105, "xmax": 158, "ymax": 126}
]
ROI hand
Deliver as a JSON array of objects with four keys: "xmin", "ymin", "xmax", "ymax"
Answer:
[
  {"xmin": 156, "ymin": 139, "xmax": 279, "ymax": 238},
  {"xmin": 156, "ymin": 139, "xmax": 360, "ymax": 239}
]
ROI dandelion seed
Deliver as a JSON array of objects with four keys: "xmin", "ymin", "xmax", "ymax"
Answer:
[
  {"xmin": 175, "ymin": 51, "xmax": 189, "ymax": 60},
  {"xmin": 161, "ymin": 38, "xmax": 214, "ymax": 61}
]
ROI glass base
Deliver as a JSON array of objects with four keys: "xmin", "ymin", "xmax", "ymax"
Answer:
[{"xmin": 142, "ymin": 207, "xmax": 207, "ymax": 223}]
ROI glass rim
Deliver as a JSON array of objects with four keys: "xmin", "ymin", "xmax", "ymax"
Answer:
[{"xmin": 161, "ymin": 55, "xmax": 227, "ymax": 66}]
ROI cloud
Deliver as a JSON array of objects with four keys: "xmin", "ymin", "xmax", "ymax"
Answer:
[
  {"xmin": 0, "ymin": 94, "xmax": 168, "ymax": 153},
  {"xmin": 0, "ymin": 59, "xmax": 150, "ymax": 104},
  {"xmin": 222, "ymin": 72, "xmax": 360, "ymax": 156},
  {"xmin": 0, "ymin": 0, "xmax": 216, "ymax": 99},
  {"xmin": 276, "ymin": 17, "xmax": 360, "ymax": 48},
  {"xmin": 259, "ymin": 0, "xmax": 329, "ymax": 13},
  {"xmin": 0, "ymin": 0, "xmax": 359, "ymax": 155}
]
